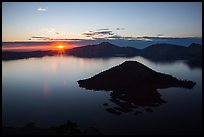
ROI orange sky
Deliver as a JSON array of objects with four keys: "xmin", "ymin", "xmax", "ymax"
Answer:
[{"xmin": 2, "ymin": 42, "xmax": 76, "ymax": 51}]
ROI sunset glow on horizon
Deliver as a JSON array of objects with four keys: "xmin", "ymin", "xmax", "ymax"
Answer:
[
  {"xmin": 2, "ymin": 42, "xmax": 75, "ymax": 51},
  {"xmin": 56, "ymin": 45, "xmax": 64, "ymax": 49}
]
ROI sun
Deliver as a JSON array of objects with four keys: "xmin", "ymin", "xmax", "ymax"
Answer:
[
  {"xmin": 57, "ymin": 45, "xmax": 64, "ymax": 49},
  {"xmin": 55, "ymin": 44, "xmax": 66, "ymax": 54}
]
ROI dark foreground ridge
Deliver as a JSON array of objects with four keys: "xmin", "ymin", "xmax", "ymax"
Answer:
[
  {"xmin": 2, "ymin": 121, "xmax": 102, "ymax": 135},
  {"xmin": 78, "ymin": 61, "xmax": 195, "ymax": 115},
  {"xmin": 2, "ymin": 50, "xmax": 56, "ymax": 60}
]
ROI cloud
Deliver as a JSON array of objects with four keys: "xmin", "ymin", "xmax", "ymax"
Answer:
[
  {"xmin": 49, "ymin": 38, "xmax": 84, "ymax": 41},
  {"xmin": 82, "ymin": 31, "xmax": 94, "ymax": 37},
  {"xmin": 83, "ymin": 30, "xmax": 115, "ymax": 39},
  {"xmin": 30, "ymin": 36, "xmax": 86, "ymax": 41},
  {"xmin": 116, "ymin": 28, "xmax": 125, "ymax": 30},
  {"xmin": 157, "ymin": 34, "xmax": 164, "ymax": 36},
  {"xmin": 40, "ymin": 28, "xmax": 62, "ymax": 35},
  {"xmin": 96, "ymin": 28, "xmax": 110, "ymax": 31},
  {"xmin": 48, "ymin": 28, "xmax": 55, "ymax": 33},
  {"xmin": 95, "ymin": 31, "xmax": 114, "ymax": 35},
  {"xmin": 31, "ymin": 36, "xmax": 50, "ymax": 40},
  {"xmin": 107, "ymin": 35, "xmax": 123, "ymax": 39},
  {"xmin": 67, "ymin": 38, "xmax": 85, "ymax": 41},
  {"xmin": 82, "ymin": 27, "xmax": 126, "ymax": 40},
  {"xmin": 32, "ymin": 36, "xmax": 49, "ymax": 39},
  {"xmin": 107, "ymin": 35, "xmax": 136, "ymax": 40},
  {"xmin": 37, "ymin": 7, "xmax": 48, "ymax": 11},
  {"xmin": 136, "ymin": 36, "xmax": 175, "ymax": 42}
]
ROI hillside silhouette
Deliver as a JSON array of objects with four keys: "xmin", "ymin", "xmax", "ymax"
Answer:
[
  {"xmin": 2, "ymin": 120, "xmax": 101, "ymax": 135},
  {"xmin": 2, "ymin": 50, "xmax": 55, "ymax": 60},
  {"xmin": 2, "ymin": 42, "xmax": 202, "ymax": 68},
  {"xmin": 66, "ymin": 42, "xmax": 139, "ymax": 57},
  {"xmin": 140, "ymin": 43, "xmax": 202, "ymax": 68},
  {"xmin": 78, "ymin": 61, "xmax": 195, "ymax": 115}
]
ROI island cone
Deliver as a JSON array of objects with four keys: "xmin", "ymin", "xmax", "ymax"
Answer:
[
  {"xmin": 78, "ymin": 61, "xmax": 196, "ymax": 114},
  {"xmin": 78, "ymin": 61, "xmax": 195, "ymax": 92}
]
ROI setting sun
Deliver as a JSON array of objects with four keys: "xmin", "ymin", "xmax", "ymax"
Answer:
[{"xmin": 57, "ymin": 45, "xmax": 64, "ymax": 49}]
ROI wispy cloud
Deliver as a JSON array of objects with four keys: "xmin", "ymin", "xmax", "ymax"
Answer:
[
  {"xmin": 96, "ymin": 28, "xmax": 110, "ymax": 31},
  {"xmin": 31, "ymin": 36, "xmax": 50, "ymax": 40},
  {"xmin": 49, "ymin": 38, "xmax": 84, "ymax": 41},
  {"xmin": 157, "ymin": 34, "xmax": 164, "ymax": 36},
  {"xmin": 83, "ymin": 30, "xmax": 114, "ymax": 39},
  {"xmin": 40, "ymin": 28, "xmax": 65, "ymax": 35},
  {"xmin": 32, "ymin": 36, "xmax": 49, "ymax": 39},
  {"xmin": 37, "ymin": 7, "xmax": 48, "ymax": 11},
  {"xmin": 107, "ymin": 35, "xmax": 137, "ymax": 40},
  {"xmin": 116, "ymin": 28, "xmax": 125, "ymax": 30},
  {"xmin": 82, "ymin": 27, "xmax": 127, "ymax": 40},
  {"xmin": 30, "ymin": 36, "xmax": 85, "ymax": 41}
]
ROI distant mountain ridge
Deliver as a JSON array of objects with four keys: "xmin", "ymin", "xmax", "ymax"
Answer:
[
  {"xmin": 2, "ymin": 50, "xmax": 55, "ymax": 60},
  {"xmin": 2, "ymin": 36, "xmax": 202, "ymax": 49},
  {"xmin": 2, "ymin": 42, "xmax": 202, "ymax": 68},
  {"xmin": 66, "ymin": 42, "xmax": 139, "ymax": 57},
  {"xmin": 140, "ymin": 43, "xmax": 202, "ymax": 67},
  {"xmin": 66, "ymin": 42, "xmax": 202, "ymax": 67}
]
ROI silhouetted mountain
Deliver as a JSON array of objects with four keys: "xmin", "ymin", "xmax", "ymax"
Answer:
[
  {"xmin": 185, "ymin": 43, "xmax": 202, "ymax": 67},
  {"xmin": 141, "ymin": 43, "xmax": 187, "ymax": 60},
  {"xmin": 2, "ymin": 50, "xmax": 56, "ymax": 60},
  {"xmin": 66, "ymin": 42, "xmax": 139, "ymax": 57},
  {"xmin": 2, "ymin": 42, "xmax": 202, "ymax": 68},
  {"xmin": 78, "ymin": 61, "xmax": 195, "ymax": 115},
  {"xmin": 66, "ymin": 42, "xmax": 202, "ymax": 67},
  {"xmin": 189, "ymin": 43, "xmax": 202, "ymax": 47},
  {"xmin": 140, "ymin": 43, "xmax": 202, "ymax": 68},
  {"xmin": 78, "ymin": 61, "xmax": 195, "ymax": 91}
]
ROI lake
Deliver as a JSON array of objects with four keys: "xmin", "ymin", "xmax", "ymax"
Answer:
[{"xmin": 2, "ymin": 55, "xmax": 202, "ymax": 135}]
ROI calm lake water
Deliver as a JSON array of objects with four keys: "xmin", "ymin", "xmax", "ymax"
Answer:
[{"xmin": 2, "ymin": 55, "xmax": 202, "ymax": 135}]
